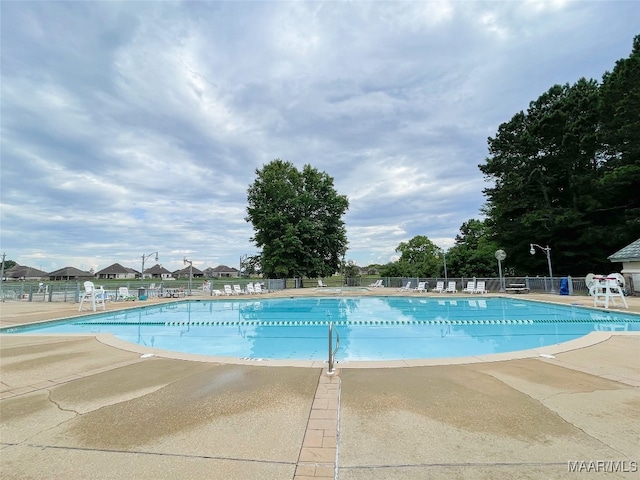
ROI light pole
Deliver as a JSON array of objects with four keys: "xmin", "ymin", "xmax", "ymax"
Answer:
[
  {"xmin": 240, "ymin": 254, "xmax": 248, "ymax": 278},
  {"xmin": 0, "ymin": 252, "xmax": 5, "ymax": 302},
  {"xmin": 442, "ymin": 251, "xmax": 448, "ymax": 282},
  {"xmin": 183, "ymin": 257, "xmax": 193, "ymax": 295},
  {"xmin": 495, "ymin": 249, "xmax": 506, "ymax": 292},
  {"xmin": 530, "ymin": 244, "xmax": 555, "ymax": 293},
  {"xmin": 141, "ymin": 251, "xmax": 159, "ymax": 284}
]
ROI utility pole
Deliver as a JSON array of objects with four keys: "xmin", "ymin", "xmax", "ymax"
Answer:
[{"xmin": 0, "ymin": 253, "xmax": 5, "ymax": 302}]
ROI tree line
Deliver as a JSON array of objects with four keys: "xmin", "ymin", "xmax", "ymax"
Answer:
[
  {"xmin": 245, "ymin": 35, "xmax": 639, "ymax": 281},
  {"xmin": 6, "ymin": 37, "xmax": 637, "ymax": 282},
  {"xmin": 7, "ymin": 37, "xmax": 637, "ymax": 282},
  {"xmin": 479, "ymin": 34, "xmax": 639, "ymax": 277}
]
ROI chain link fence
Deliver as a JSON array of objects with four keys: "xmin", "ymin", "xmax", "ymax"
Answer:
[{"xmin": 2, "ymin": 275, "xmax": 630, "ymax": 303}]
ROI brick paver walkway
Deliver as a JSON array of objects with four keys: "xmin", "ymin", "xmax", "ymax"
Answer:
[{"xmin": 294, "ymin": 369, "xmax": 341, "ymax": 479}]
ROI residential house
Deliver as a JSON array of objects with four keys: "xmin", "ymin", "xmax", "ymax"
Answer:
[
  {"xmin": 48, "ymin": 267, "xmax": 94, "ymax": 281},
  {"xmin": 95, "ymin": 263, "xmax": 137, "ymax": 280},
  {"xmin": 173, "ymin": 266, "xmax": 204, "ymax": 279},
  {"xmin": 608, "ymin": 238, "xmax": 640, "ymax": 294},
  {"xmin": 3, "ymin": 264, "xmax": 49, "ymax": 281},
  {"xmin": 205, "ymin": 265, "xmax": 240, "ymax": 278},
  {"xmin": 143, "ymin": 264, "xmax": 173, "ymax": 280}
]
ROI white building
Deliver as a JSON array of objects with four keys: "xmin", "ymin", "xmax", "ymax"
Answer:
[{"xmin": 608, "ymin": 238, "xmax": 640, "ymax": 294}]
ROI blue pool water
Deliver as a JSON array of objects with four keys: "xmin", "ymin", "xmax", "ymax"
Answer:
[{"xmin": 2, "ymin": 297, "xmax": 639, "ymax": 361}]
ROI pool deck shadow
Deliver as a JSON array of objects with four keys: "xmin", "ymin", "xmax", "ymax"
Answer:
[{"xmin": 1, "ymin": 291, "xmax": 639, "ymax": 479}]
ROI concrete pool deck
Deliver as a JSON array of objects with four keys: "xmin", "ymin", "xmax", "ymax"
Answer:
[{"xmin": 1, "ymin": 290, "xmax": 639, "ymax": 479}]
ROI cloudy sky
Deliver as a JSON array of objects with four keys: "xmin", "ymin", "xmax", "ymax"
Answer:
[{"xmin": 1, "ymin": 1, "xmax": 638, "ymax": 275}]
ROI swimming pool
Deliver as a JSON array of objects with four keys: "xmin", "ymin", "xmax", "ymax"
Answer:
[{"xmin": 3, "ymin": 297, "xmax": 639, "ymax": 362}]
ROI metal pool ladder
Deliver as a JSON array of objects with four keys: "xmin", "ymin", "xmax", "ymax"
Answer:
[{"xmin": 327, "ymin": 321, "xmax": 340, "ymax": 375}]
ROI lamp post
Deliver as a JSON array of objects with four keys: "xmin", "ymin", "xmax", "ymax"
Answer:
[
  {"xmin": 530, "ymin": 244, "xmax": 555, "ymax": 293},
  {"xmin": 442, "ymin": 250, "xmax": 448, "ymax": 282},
  {"xmin": 0, "ymin": 252, "xmax": 6, "ymax": 302},
  {"xmin": 495, "ymin": 249, "xmax": 506, "ymax": 292},
  {"xmin": 141, "ymin": 251, "xmax": 159, "ymax": 285},
  {"xmin": 184, "ymin": 257, "xmax": 193, "ymax": 295},
  {"xmin": 240, "ymin": 254, "xmax": 249, "ymax": 278}
]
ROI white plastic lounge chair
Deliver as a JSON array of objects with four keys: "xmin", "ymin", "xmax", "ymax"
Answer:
[
  {"xmin": 233, "ymin": 284, "xmax": 244, "ymax": 295},
  {"xmin": 431, "ymin": 281, "xmax": 445, "ymax": 293},
  {"xmin": 397, "ymin": 281, "xmax": 412, "ymax": 291},
  {"xmin": 224, "ymin": 284, "xmax": 233, "ymax": 295},
  {"xmin": 118, "ymin": 287, "xmax": 136, "ymax": 301},
  {"xmin": 318, "ymin": 279, "xmax": 327, "ymax": 287},
  {"xmin": 254, "ymin": 283, "xmax": 265, "ymax": 294},
  {"xmin": 78, "ymin": 281, "xmax": 106, "ymax": 312},
  {"xmin": 413, "ymin": 281, "xmax": 427, "ymax": 292},
  {"xmin": 445, "ymin": 281, "xmax": 457, "ymax": 293},
  {"xmin": 246, "ymin": 283, "xmax": 256, "ymax": 294},
  {"xmin": 462, "ymin": 281, "xmax": 475, "ymax": 294},
  {"xmin": 368, "ymin": 279, "xmax": 383, "ymax": 288},
  {"xmin": 474, "ymin": 281, "xmax": 488, "ymax": 294}
]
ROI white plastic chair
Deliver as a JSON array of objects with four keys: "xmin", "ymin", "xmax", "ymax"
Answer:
[
  {"xmin": 474, "ymin": 281, "xmax": 488, "ymax": 294},
  {"xmin": 118, "ymin": 287, "xmax": 136, "ymax": 301},
  {"xmin": 78, "ymin": 281, "xmax": 106, "ymax": 312},
  {"xmin": 462, "ymin": 281, "xmax": 475, "ymax": 294},
  {"xmin": 413, "ymin": 282, "xmax": 427, "ymax": 292}
]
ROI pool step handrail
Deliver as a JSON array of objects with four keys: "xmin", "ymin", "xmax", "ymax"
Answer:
[{"xmin": 327, "ymin": 321, "xmax": 340, "ymax": 375}]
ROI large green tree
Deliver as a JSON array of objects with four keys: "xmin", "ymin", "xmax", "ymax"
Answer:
[
  {"xmin": 446, "ymin": 219, "xmax": 500, "ymax": 277},
  {"xmin": 480, "ymin": 79, "xmax": 602, "ymax": 275},
  {"xmin": 2, "ymin": 259, "xmax": 17, "ymax": 270},
  {"xmin": 479, "ymin": 35, "xmax": 640, "ymax": 276},
  {"xmin": 597, "ymin": 34, "xmax": 640, "ymax": 241},
  {"xmin": 377, "ymin": 235, "xmax": 441, "ymax": 277},
  {"xmin": 246, "ymin": 159, "xmax": 349, "ymax": 280}
]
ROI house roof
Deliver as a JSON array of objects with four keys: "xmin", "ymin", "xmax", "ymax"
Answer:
[
  {"xmin": 144, "ymin": 264, "xmax": 172, "ymax": 274},
  {"xmin": 173, "ymin": 266, "xmax": 204, "ymax": 275},
  {"xmin": 4, "ymin": 264, "xmax": 49, "ymax": 278},
  {"xmin": 95, "ymin": 263, "xmax": 130, "ymax": 275},
  {"xmin": 608, "ymin": 238, "xmax": 640, "ymax": 262},
  {"xmin": 210, "ymin": 265, "xmax": 239, "ymax": 273},
  {"xmin": 48, "ymin": 266, "xmax": 93, "ymax": 277}
]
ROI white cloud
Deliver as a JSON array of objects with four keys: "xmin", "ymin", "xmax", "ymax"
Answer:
[{"xmin": 1, "ymin": 0, "xmax": 637, "ymax": 273}]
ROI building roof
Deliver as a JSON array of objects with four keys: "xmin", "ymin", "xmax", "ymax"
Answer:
[
  {"xmin": 210, "ymin": 265, "xmax": 239, "ymax": 273},
  {"xmin": 144, "ymin": 264, "xmax": 172, "ymax": 274},
  {"xmin": 95, "ymin": 263, "xmax": 130, "ymax": 275},
  {"xmin": 48, "ymin": 266, "xmax": 93, "ymax": 278},
  {"xmin": 4, "ymin": 264, "xmax": 49, "ymax": 279},
  {"xmin": 173, "ymin": 266, "xmax": 204, "ymax": 276},
  {"xmin": 608, "ymin": 238, "xmax": 640, "ymax": 262}
]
